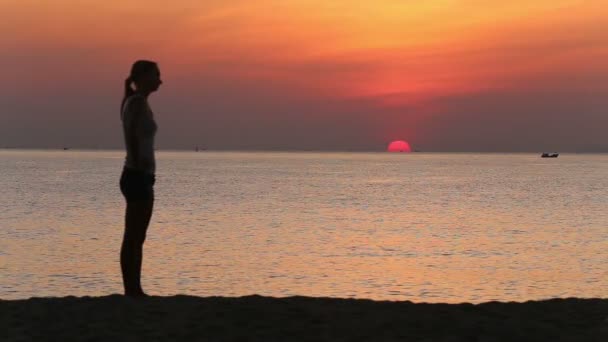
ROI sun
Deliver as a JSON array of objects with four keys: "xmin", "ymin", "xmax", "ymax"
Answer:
[{"xmin": 387, "ymin": 140, "xmax": 411, "ymax": 152}]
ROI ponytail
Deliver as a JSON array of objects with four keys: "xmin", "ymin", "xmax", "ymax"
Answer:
[{"xmin": 121, "ymin": 76, "xmax": 134, "ymax": 118}]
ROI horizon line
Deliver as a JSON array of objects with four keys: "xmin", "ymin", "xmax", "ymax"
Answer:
[{"xmin": 1, "ymin": 147, "xmax": 607, "ymax": 154}]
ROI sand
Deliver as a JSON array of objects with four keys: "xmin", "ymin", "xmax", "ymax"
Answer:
[{"xmin": 1, "ymin": 295, "xmax": 606, "ymax": 341}]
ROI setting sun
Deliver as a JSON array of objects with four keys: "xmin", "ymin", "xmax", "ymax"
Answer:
[{"xmin": 387, "ymin": 140, "xmax": 411, "ymax": 152}]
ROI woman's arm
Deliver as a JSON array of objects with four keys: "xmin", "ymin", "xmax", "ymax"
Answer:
[{"xmin": 124, "ymin": 96, "xmax": 147, "ymax": 170}]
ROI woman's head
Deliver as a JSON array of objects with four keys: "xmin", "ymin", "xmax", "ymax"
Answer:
[
  {"xmin": 127, "ymin": 60, "xmax": 162, "ymax": 93},
  {"xmin": 122, "ymin": 60, "xmax": 162, "ymax": 112}
]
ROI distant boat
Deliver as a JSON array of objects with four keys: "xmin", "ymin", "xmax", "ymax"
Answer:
[
  {"xmin": 63, "ymin": 147, "xmax": 69, "ymax": 151},
  {"xmin": 541, "ymin": 152, "xmax": 559, "ymax": 158}
]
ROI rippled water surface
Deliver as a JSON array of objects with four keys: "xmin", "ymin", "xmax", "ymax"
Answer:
[{"xmin": 1, "ymin": 150, "xmax": 606, "ymax": 302}]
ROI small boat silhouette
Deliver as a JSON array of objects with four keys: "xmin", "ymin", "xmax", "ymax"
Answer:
[{"xmin": 541, "ymin": 152, "xmax": 559, "ymax": 158}]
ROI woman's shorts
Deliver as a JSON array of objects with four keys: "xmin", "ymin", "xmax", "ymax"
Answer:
[{"xmin": 120, "ymin": 168, "xmax": 155, "ymax": 202}]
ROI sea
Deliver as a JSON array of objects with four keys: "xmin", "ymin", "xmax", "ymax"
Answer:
[{"xmin": 1, "ymin": 150, "xmax": 606, "ymax": 303}]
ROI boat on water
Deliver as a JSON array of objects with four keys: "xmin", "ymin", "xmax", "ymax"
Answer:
[{"xmin": 541, "ymin": 152, "xmax": 559, "ymax": 158}]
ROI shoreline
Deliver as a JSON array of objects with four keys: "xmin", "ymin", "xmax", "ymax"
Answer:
[{"xmin": 2, "ymin": 295, "xmax": 606, "ymax": 341}]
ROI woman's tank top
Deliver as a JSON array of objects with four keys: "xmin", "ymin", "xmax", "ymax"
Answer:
[{"xmin": 121, "ymin": 94, "xmax": 157, "ymax": 174}]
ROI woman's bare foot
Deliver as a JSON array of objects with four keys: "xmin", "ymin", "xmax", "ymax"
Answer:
[{"xmin": 125, "ymin": 289, "xmax": 149, "ymax": 298}]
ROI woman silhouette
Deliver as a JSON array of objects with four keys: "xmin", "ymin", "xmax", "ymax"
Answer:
[{"xmin": 119, "ymin": 60, "xmax": 162, "ymax": 297}]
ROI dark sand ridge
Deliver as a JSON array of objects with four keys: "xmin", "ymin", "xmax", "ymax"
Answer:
[{"xmin": 1, "ymin": 295, "xmax": 606, "ymax": 341}]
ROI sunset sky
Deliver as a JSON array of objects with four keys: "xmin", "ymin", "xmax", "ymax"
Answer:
[{"xmin": 1, "ymin": 0, "xmax": 606, "ymax": 151}]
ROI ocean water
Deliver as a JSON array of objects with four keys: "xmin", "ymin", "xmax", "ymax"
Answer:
[{"xmin": 1, "ymin": 150, "xmax": 606, "ymax": 303}]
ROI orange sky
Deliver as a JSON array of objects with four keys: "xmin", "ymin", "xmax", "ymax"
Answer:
[{"xmin": 1, "ymin": 1, "xmax": 607, "ymax": 150}]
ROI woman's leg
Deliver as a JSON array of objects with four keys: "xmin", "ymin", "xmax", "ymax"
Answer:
[{"xmin": 121, "ymin": 197, "xmax": 154, "ymax": 296}]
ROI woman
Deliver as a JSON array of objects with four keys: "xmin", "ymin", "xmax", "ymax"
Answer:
[{"xmin": 119, "ymin": 60, "xmax": 162, "ymax": 297}]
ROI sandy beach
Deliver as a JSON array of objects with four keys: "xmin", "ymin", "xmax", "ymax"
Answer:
[{"xmin": 1, "ymin": 295, "xmax": 606, "ymax": 341}]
